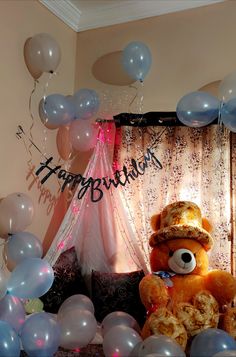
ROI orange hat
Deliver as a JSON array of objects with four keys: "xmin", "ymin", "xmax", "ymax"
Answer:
[{"xmin": 149, "ymin": 201, "xmax": 213, "ymax": 251}]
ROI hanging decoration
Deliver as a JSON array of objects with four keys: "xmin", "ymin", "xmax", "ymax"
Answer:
[{"xmin": 35, "ymin": 147, "xmax": 162, "ymax": 203}]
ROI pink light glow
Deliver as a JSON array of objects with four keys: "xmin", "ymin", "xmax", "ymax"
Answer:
[
  {"xmin": 73, "ymin": 348, "xmax": 80, "ymax": 352},
  {"xmin": 36, "ymin": 339, "xmax": 45, "ymax": 347},
  {"xmin": 112, "ymin": 161, "xmax": 121, "ymax": 171},
  {"xmin": 57, "ymin": 241, "xmax": 65, "ymax": 250},
  {"xmin": 11, "ymin": 296, "xmax": 19, "ymax": 304},
  {"xmin": 112, "ymin": 353, "xmax": 120, "ymax": 357},
  {"xmin": 72, "ymin": 205, "xmax": 80, "ymax": 214}
]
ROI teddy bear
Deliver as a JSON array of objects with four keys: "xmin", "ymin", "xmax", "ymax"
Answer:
[{"xmin": 139, "ymin": 201, "xmax": 236, "ymax": 350}]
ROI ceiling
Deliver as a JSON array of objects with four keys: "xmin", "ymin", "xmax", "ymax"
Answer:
[{"xmin": 40, "ymin": 0, "xmax": 224, "ymax": 32}]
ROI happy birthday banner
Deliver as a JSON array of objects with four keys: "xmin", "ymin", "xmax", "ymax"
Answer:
[
  {"xmin": 16, "ymin": 124, "xmax": 163, "ymax": 203},
  {"xmin": 35, "ymin": 150, "xmax": 162, "ymax": 203}
]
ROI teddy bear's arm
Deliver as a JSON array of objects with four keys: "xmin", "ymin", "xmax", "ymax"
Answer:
[
  {"xmin": 139, "ymin": 274, "xmax": 169, "ymax": 311},
  {"xmin": 205, "ymin": 270, "xmax": 236, "ymax": 306}
]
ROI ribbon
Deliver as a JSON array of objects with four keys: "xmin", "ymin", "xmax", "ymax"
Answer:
[{"xmin": 153, "ymin": 270, "xmax": 175, "ymax": 287}]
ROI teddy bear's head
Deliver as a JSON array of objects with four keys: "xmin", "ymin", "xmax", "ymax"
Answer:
[{"xmin": 149, "ymin": 201, "xmax": 213, "ymax": 276}]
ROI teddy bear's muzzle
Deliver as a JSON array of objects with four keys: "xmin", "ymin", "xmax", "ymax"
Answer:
[{"xmin": 168, "ymin": 248, "xmax": 196, "ymax": 274}]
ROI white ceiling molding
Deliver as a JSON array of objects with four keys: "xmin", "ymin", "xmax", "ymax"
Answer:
[
  {"xmin": 40, "ymin": 0, "xmax": 224, "ymax": 33},
  {"xmin": 39, "ymin": 0, "xmax": 81, "ymax": 32}
]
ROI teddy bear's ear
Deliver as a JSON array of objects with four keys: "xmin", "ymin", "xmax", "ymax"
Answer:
[
  {"xmin": 202, "ymin": 217, "xmax": 213, "ymax": 233},
  {"xmin": 150, "ymin": 214, "xmax": 161, "ymax": 231}
]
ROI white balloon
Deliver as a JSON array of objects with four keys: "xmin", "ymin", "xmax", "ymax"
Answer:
[
  {"xmin": 58, "ymin": 309, "xmax": 97, "ymax": 349},
  {"xmin": 219, "ymin": 71, "xmax": 236, "ymax": 102},
  {"xmin": 101, "ymin": 311, "xmax": 140, "ymax": 337},
  {"xmin": 58, "ymin": 294, "xmax": 94, "ymax": 319}
]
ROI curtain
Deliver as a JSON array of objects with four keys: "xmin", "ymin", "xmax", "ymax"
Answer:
[
  {"xmin": 45, "ymin": 122, "xmax": 233, "ymax": 276},
  {"xmin": 113, "ymin": 124, "xmax": 232, "ymax": 272},
  {"xmin": 231, "ymin": 133, "xmax": 236, "ymax": 276},
  {"xmin": 45, "ymin": 124, "xmax": 149, "ymax": 278}
]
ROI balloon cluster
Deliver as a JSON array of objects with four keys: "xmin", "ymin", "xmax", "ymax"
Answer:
[
  {"xmin": 176, "ymin": 72, "xmax": 236, "ymax": 132},
  {"xmin": 101, "ymin": 311, "xmax": 236, "ymax": 357},
  {"xmin": 0, "ymin": 294, "xmax": 98, "ymax": 357},
  {"xmin": 24, "ymin": 33, "xmax": 100, "ymax": 157},
  {"xmin": 39, "ymin": 88, "xmax": 100, "ymax": 129},
  {"xmin": 0, "ymin": 193, "xmax": 99, "ymax": 357},
  {"xmin": 40, "ymin": 89, "xmax": 100, "ymax": 158},
  {"xmin": 0, "ymin": 192, "xmax": 57, "ymax": 357},
  {"xmin": 101, "ymin": 311, "xmax": 185, "ymax": 357}
]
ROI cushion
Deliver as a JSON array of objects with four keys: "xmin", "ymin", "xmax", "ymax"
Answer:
[
  {"xmin": 91, "ymin": 270, "xmax": 146, "ymax": 327},
  {"xmin": 41, "ymin": 247, "xmax": 89, "ymax": 313}
]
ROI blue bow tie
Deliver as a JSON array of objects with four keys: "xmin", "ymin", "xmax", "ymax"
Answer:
[{"xmin": 152, "ymin": 271, "xmax": 175, "ymax": 287}]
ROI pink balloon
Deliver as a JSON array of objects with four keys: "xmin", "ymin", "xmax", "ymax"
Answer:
[
  {"xmin": 0, "ymin": 193, "xmax": 34, "ymax": 235},
  {"xmin": 58, "ymin": 308, "xmax": 97, "ymax": 349},
  {"xmin": 102, "ymin": 325, "xmax": 142, "ymax": 357},
  {"xmin": 101, "ymin": 311, "xmax": 140, "ymax": 337},
  {"xmin": 56, "ymin": 124, "xmax": 75, "ymax": 160},
  {"xmin": 69, "ymin": 120, "xmax": 98, "ymax": 152}
]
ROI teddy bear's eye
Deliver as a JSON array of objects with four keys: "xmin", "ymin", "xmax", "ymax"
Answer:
[{"xmin": 169, "ymin": 250, "xmax": 174, "ymax": 257}]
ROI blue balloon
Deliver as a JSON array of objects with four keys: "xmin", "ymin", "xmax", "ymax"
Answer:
[
  {"xmin": 6, "ymin": 231, "xmax": 43, "ymax": 269},
  {"xmin": 0, "ymin": 294, "xmax": 25, "ymax": 332},
  {"xmin": 176, "ymin": 91, "xmax": 220, "ymax": 127},
  {"xmin": 7, "ymin": 258, "xmax": 54, "ymax": 299},
  {"xmin": 42, "ymin": 94, "xmax": 76, "ymax": 126},
  {"xmin": 21, "ymin": 312, "xmax": 60, "ymax": 357},
  {"xmin": 190, "ymin": 328, "xmax": 236, "ymax": 357},
  {"xmin": 73, "ymin": 88, "xmax": 100, "ymax": 119},
  {"xmin": 0, "ymin": 321, "xmax": 21, "ymax": 357},
  {"xmin": 122, "ymin": 41, "xmax": 152, "ymax": 82},
  {"xmin": 221, "ymin": 98, "xmax": 236, "ymax": 132}
]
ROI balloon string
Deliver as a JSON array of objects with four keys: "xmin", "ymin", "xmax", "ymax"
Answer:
[
  {"xmin": 128, "ymin": 81, "xmax": 144, "ymax": 126},
  {"xmin": 16, "ymin": 125, "xmax": 29, "ymax": 157},
  {"xmin": 128, "ymin": 84, "xmax": 138, "ymax": 113},
  {"xmin": 218, "ymin": 101, "xmax": 223, "ymax": 126},
  {"xmin": 42, "ymin": 73, "xmax": 52, "ymax": 158},
  {"xmin": 27, "ymin": 79, "xmax": 38, "ymax": 167}
]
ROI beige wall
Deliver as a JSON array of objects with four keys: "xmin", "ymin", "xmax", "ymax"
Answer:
[
  {"xmin": 0, "ymin": 1, "xmax": 77, "ymax": 247},
  {"xmin": 75, "ymin": 1, "xmax": 236, "ymax": 113}
]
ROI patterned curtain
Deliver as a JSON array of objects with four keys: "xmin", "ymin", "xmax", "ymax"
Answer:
[
  {"xmin": 231, "ymin": 133, "xmax": 236, "ymax": 276},
  {"xmin": 113, "ymin": 124, "xmax": 232, "ymax": 272}
]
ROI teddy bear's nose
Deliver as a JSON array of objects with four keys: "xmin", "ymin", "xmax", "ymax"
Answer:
[{"xmin": 181, "ymin": 252, "xmax": 192, "ymax": 263}]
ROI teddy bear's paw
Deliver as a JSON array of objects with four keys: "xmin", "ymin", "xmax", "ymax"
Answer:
[
  {"xmin": 139, "ymin": 274, "xmax": 169, "ymax": 310},
  {"xmin": 142, "ymin": 307, "xmax": 188, "ymax": 350},
  {"xmin": 176, "ymin": 290, "xmax": 219, "ymax": 337},
  {"xmin": 221, "ymin": 307, "xmax": 236, "ymax": 340}
]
